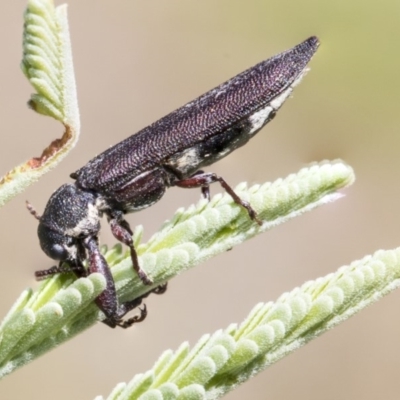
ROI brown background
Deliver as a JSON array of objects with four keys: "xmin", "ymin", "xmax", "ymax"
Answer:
[{"xmin": 0, "ymin": 0, "xmax": 400, "ymax": 399}]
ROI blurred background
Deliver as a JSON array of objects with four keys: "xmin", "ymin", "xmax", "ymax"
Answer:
[{"xmin": 1, "ymin": 0, "xmax": 400, "ymax": 399}]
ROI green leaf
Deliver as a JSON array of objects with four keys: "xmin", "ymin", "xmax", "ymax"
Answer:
[
  {"xmin": 0, "ymin": 0, "xmax": 80, "ymax": 207},
  {"xmin": 98, "ymin": 246, "xmax": 400, "ymax": 399},
  {"xmin": 22, "ymin": 0, "xmax": 79, "ymax": 126},
  {"xmin": 0, "ymin": 161, "xmax": 354, "ymax": 379}
]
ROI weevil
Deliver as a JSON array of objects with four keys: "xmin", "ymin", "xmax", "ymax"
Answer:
[{"xmin": 28, "ymin": 36, "xmax": 319, "ymax": 328}]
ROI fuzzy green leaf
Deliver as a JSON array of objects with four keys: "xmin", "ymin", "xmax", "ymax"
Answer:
[
  {"xmin": 0, "ymin": 0, "xmax": 80, "ymax": 207},
  {"xmin": 99, "ymin": 247, "xmax": 400, "ymax": 399},
  {"xmin": 0, "ymin": 161, "xmax": 353, "ymax": 379}
]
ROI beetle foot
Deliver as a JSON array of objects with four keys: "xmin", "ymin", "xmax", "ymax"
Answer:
[
  {"xmin": 138, "ymin": 269, "xmax": 153, "ymax": 285},
  {"xmin": 152, "ymin": 283, "xmax": 168, "ymax": 294},
  {"xmin": 103, "ymin": 302, "xmax": 148, "ymax": 329},
  {"xmin": 116, "ymin": 304, "xmax": 147, "ymax": 329},
  {"xmin": 240, "ymin": 200, "xmax": 262, "ymax": 226}
]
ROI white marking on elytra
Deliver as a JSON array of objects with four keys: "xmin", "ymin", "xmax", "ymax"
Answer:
[
  {"xmin": 174, "ymin": 147, "xmax": 200, "ymax": 169},
  {"xmin": 248, "ymin": 105, "xmax": 274, "ymax": 135},
  {"xmin": 248, "ymin": 68, "xmax": 309, "ymax": 135},
  {"xmin": 166, "ymin": 147, "xmax": 202, "ymax": 176}
]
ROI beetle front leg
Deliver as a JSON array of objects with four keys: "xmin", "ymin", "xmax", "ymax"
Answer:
[
  {"xmin": 174, "ymin": 171, "xmax": 262, "ymax": 225},
  {"xmin": 101, "ymin": 299, "xmax": 147, "ymax": 329},
  {"xmin": 35, "ymin": 261, "xmax": 87, "ymax": 280},
  {"xmin": 35, "ymin": 241, "xmax": 88, "ymax": 280},
  {"xmin": 102, "ymin": 283, "xmax": 168, "ymax": 328},
  {"xmin": 108, "ymin": 213, "xmax": 153, "ymax": 285},
  {"xmin": 83, "ymin": 236, "xmax": 147, "ymax": 328}
]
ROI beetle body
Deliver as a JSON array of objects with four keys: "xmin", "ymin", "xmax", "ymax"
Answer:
[{"xmin": 29, "ymin": 36, "xmax": 319, "ymax": 328}]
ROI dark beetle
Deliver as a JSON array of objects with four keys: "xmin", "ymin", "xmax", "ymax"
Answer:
[{"xmin": 28, "ymin": 36, "xmax": 319, "ymax": 328}]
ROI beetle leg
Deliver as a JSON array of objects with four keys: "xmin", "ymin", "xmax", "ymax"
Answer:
[
  {"xmin": 35, "ymin": 240, "xmax": 88, "ymax": 280},
  {"xmin": 110, "ymin": 284, "xmax": 168, "ymax": 328},
  {"xmin": 190, "ymin": 170, "xmax": 210, "ymax": 200},
  {"xmin": 35, "ymin": 261, "xmax": 87, "ymax": 280},
  {"xmin": 101, "ymin": 283, "xmax": 168, "ymax": 328},
  {"xmin": 110, "ymin": 304, "xmax": 147, "ymax": 329},
  {"xmin": 152, "ymin": 282, "xmax": 168, "ymax": 294},
  {"xmin": 174, "ymin": 172, "xmax": 262, "ymax": 225},
  {"xmin": 101, "ymin": 299, "xmax": 147, "ymax": 329},
  {"xmin": 108, "ymin": 213, "xmax": 153, "ymax": 285},
  {"xmin": 84, "ymin": 236, "xmax": 119, "ymax": 321},
  {"xmin": 83, "ymin": 235, "xmax": 146, "ymax": 328}
]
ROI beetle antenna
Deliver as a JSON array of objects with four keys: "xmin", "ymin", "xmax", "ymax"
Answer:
[{"xmin": 26, "ymin": 200, "xmax": 41, "ymax": 220}]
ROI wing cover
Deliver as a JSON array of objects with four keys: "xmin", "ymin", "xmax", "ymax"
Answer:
[{"xmin": 72, "ymin": 36, "xmax": 319, "ymax": 192}]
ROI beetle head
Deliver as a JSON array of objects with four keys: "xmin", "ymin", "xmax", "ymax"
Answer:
[{"xmin": 28, "ymin": 183, "xmax": 101, "ymax": 263}]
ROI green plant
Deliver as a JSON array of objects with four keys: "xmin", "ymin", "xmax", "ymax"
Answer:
[{"xmin": 0, "ymin": 1, "xmax": 398, "ymax": 399}]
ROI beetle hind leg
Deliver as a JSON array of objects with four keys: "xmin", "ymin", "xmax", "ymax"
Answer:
[{"xmin": 174, "ymin": 171, "xmax": 262, "ymax": 225}]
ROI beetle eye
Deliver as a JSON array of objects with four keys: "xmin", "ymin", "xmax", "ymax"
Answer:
[
  {"xmin": 48, "ymin": 244, "xmax": 70, "ymax": 261},
  {"xmin": 38, "ymin": 224, "xmax": 77, "ymax": 262}
]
